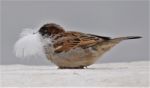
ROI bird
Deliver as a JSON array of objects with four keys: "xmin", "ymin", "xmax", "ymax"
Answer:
[{"xmin": 14, "ymin": 23, "xmax": 142, "ymax": 69}]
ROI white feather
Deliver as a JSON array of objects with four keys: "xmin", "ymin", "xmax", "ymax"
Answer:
[
  {"xmin": 14, "ymin": 28, "xmax": 45, "ymax": 58},
  {"xmin": 20, "ymin": 28, "xmax": 37, "ymax": 37}
]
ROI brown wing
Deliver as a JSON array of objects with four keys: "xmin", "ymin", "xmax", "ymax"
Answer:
[{"xmin": 53, "ymin": 31, "xmax": 111, "ymax": 53}]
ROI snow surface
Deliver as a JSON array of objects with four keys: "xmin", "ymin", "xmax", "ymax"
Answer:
[{"xmin": 0, "ymin": 61, "xmax": 149, "ymax": 87}]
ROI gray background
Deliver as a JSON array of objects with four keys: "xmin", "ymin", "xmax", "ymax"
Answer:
[{"xmin": 1, "ymin": 1, "xmax": 149, "ymax": 65}]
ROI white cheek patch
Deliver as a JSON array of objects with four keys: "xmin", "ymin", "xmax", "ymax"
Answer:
[{"xmin": 14, "ymin": 28, "xmax": 45, "ymax": 58}]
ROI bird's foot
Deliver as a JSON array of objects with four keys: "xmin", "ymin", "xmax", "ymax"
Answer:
[{"xmin": 58, "ymin": 66, "xmax": 85, "ymax": 69}]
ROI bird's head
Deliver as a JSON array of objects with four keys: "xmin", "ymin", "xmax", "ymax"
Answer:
[{"xmin": 39, "ymin": 23, "xmax": 65, "ymax": 38}]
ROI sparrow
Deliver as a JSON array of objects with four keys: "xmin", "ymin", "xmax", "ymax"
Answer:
[{"xmin": 15, "ymin": 23, "xmax": 142, "ymax": 69}]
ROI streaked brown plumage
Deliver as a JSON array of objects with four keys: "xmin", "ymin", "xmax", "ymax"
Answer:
[{"xmin": 38, "ymin": 23, "xmax": 142, "ymax": 69}]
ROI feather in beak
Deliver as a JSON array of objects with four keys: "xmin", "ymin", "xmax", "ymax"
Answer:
[{"xmin": 14, "ymin": 28, "xmax": 45, "ymax": 58}]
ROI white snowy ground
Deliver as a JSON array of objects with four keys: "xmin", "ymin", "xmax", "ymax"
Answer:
[{"xmin": 0, "ymin": 61, "xmax": 149, "ymax": 87}]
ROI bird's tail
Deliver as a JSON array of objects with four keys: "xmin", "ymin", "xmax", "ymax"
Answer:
[
  {"xmin": 94, "ymin": 36, "xmax": 142, "ymax": 57},
  {"xmin": 110, "ymin": 36, "xmax": 142, "ymax": 43}
]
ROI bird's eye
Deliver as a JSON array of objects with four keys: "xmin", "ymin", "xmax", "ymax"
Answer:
[{"xmin": 44, "ymin": 30, "xmax": 48, "ymax": 32}]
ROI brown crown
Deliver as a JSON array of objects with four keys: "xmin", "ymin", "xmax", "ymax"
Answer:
[{"xmin": 39, "ymin": 23, "xmax": 65, "ymax": 37}]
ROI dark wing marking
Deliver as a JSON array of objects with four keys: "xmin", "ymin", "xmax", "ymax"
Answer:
[{"xmin": 87, "ymin": 34, "xmax": 111, "ymax": 40}]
